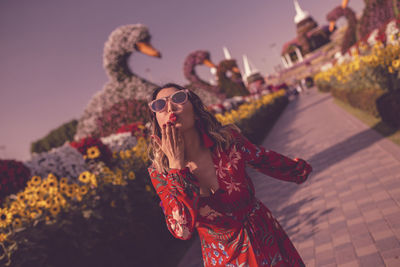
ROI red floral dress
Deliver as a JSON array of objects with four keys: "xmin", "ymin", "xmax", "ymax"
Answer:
[{"xmin": 148, "ymin": 131, "xmax": 312, "ymax": 267}]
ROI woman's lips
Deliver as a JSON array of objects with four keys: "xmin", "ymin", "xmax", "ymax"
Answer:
[{"xmin": 169, "ymin": 113, "xmax": 177, "ymax": 123}]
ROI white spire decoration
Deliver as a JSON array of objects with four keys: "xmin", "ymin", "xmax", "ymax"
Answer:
[
  {"xmin": 242, "ymin": 54, "xmax": 260, "ymax": 83},
  {"xmin": 248, "ymin": 58, "xmax": 259, "ymax": 74},
  {"xmin": 294, "ymin": 0, "xmax": 309, "ymax": 24},
  {"xmin": 223, "ymin": 46, "xmax": 232, "ymax": 60},
  {"xmin": 243, "ymin": 54, "xmax": 251, "ymax": 81}
]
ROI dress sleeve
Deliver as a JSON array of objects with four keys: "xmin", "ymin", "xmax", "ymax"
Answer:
[
  {"xmin": 233, "ymin": 131, "xmax": 312, "ymax": 184},
  {"xmin": 148, "ymin": 166, "xmax": 200, "ymax": 240}
]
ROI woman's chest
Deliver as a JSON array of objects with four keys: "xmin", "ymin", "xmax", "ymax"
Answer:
[{"xmin": 196, "ymin": 146, "xmax": 256, "ymax": 224}]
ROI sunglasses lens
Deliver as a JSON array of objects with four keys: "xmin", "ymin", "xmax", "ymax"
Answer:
[
  {"xmin": 171, "ymin": 91, "xmax": 187, "ymax": 104},
  {"xmin": 151, "ymin": 99, "xmax": 166, "ymax": 112}
]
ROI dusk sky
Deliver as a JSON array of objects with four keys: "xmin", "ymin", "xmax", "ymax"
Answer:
[{"xmin": 0, "ymin": 0, "xmax": 365, "ymax": 161}]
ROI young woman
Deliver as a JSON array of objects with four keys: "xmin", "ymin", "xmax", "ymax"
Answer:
[{"xmin": 147, "ymin": 83, "xmax": 312, "ymax": 267}]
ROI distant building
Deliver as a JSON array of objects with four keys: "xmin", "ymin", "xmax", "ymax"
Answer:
[{"xmin": 281, "ymin": 0, "xmax": 333, "ymax": 68}]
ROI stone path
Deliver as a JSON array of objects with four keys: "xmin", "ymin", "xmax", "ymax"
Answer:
[{"xmin": 178, "ymin": 88, "xmax": 400, "ymax": 267}]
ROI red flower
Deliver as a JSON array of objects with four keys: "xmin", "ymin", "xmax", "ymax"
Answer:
[
  {"xmin": 70, "ymin": 137, "xmax": 112, "ymax": 165},
  {"xmin": 0, "ymin": 159, "xmax": 31, "ymax": 201},
  {"xmin": 116, "ymin": 122, "xmax": 148, "ymax": 138}
]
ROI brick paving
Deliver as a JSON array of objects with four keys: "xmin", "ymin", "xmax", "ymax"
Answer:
[{"xmin": 178, "ymin": 88, "xmax": 400, "ymax": 267}]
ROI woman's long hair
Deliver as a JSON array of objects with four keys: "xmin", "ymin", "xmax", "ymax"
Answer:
[{"xmin": 148, "ymin": 83, "xmax": 239, "ymax": 173}]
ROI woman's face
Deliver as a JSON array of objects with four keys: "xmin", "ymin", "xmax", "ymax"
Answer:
[{"xmin": 154, "ymin": 87, "xmax": 195, "ymax": 132}]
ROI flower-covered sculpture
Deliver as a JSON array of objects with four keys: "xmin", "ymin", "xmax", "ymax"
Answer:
[
  {"xmin": 183, "ymin": 50, "xmax": 226, "ymax": 105},
  {"xmin": 386, "ymin": 19, "xmax": 400, "ymax": 45},
  {"xmin": 100, "ymin": 132, "xmax": 137, "ymax": 153},
  {"xmin": 358, "ymin": 0, "xmax": 400, "ymax": 40},
  {"xmin": 95, "ymin": 97, "xmax": 149, "ymax": 138},
  {"xmin": 327, "ymin": 5, "xmax": 358, "ymax": 54},
  {"xmin": 216, "ymin": 59, "xmax": 249, "ymax": 98},
  {"xmin": 327, "ymin": 0, "xmax": 400, "ymax": 55},
  {"xmin": 75, "ymin": 24, "xmax": 161, "ymax": 140}
]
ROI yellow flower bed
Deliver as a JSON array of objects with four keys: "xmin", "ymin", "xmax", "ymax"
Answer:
[
  {"xmin": 215, "ymin": 90, "xmax": 286, "ymax": 125},
  {"xmin": 315, "ymin": 42, "xmax": 400, "ymax": 86},
  {"xmin": 0, "ymin": 137, "xmax": 151, "ymax": 249}
]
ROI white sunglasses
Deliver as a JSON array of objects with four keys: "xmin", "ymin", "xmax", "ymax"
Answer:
[{"xmin": 148, "ymin": 89, "xmax": 189, "ymax": 112}]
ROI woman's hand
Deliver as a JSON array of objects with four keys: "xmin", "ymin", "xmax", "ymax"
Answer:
[
  {"xmin": 294, "ymin": 158, "xmax": 313, "ymax": 176},
  {"xmin": 152, "ymin": 122, "xmax": 185, "ymax": 169}
]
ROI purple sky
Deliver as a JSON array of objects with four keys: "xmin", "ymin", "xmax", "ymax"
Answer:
[{"xmin": 0, "ymin": 0, "xmax": 365, "ymax": 161}]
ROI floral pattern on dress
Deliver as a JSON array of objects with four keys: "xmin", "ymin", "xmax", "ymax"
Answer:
[
  {"xmin": 169, "ymin": 206, "xmax": 191, "ymax": 239},
  {"xmin": 199, "ymin": 205, "xmax": 223, "ymax": 221},
  {"xmin": 148, "ymin": 130, "xmax": 312, "ymax": 266}
]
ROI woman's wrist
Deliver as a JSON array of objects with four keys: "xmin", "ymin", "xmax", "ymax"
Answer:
[{"xmin": 169, "ymin": 160, "xmax": 185, "ymax": 169}]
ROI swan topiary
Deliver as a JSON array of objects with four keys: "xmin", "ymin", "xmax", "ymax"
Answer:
[
  {"xmin": 75, "ymin": 24, "xmax": 161, "ymax": 140},
  {"xmin": 183, "ymin": 50, "xmax": 226, "ymax": 105},
  {"xmin": 216, "ymin": 59, "xmax": 249, "ymax": 98}
]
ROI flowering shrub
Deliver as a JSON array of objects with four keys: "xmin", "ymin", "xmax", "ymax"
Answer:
[
  {"xmin": 208, "ymin": 96, "xmax": 248, "ymax": 115},
  {"xmin": 70, "ymin": 137, "xmax": 113, "ymax": 166},
  {"xmin": 315, "ymin": 42, "xmax": 400, "ymax": 93},
  {"xmin": 0, "ymin": 160, "xmax": 30, "ymax": 205},
  {"xmin": 101, "ymin": 132, "xmax": 138, "ymax": 153},
  {"xmin": 25, "ymin": 143, "xmax": 86, "ymax": 184},
  {"xmin": 30, "ymin": 119, "xmax": 77, "ymax": 154},
  {"xmin": 116, "ymin": 121, "xmax": 148, "ymax": 137},
  {"xmin": 215, "ymin": 90, "xmax": 286, "ymax": 125},
  {"xmin": 315, "ymin": 39, "xmax": 400, "ymax": 126},
  {"xmin": 215, "ymin": 90, "xmax": 288, "ymax": 144},
  {"xmin": 0, "ymin": 134, "xmax": 166, "ymax": 266}
]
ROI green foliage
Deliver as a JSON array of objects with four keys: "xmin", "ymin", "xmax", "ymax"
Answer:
[
  {"xmin": 331, "ymin": 87, "xmax": 386, "ymax": 117},
  {"xmin": 30, "ymin": 120, "xmax": 78, "ymax": 154},
  {"xmin": 376, "ymin": 89, "xmax": 400, "ymax": 127},
  {"xmin": 315, "ymin": 76, "xmax": 334, "ymax": 92}
]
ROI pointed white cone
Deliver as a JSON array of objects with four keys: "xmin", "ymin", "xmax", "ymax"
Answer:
[
  {"xmin": 294, "ymin": 0, "xmax": 309, "ymax": 24},
  {"xmin": 248, "ymin": 57, "xmax": 259, "ymax": 74},
  {"xmin": 243, "ymin": 54, "xmax": 252, "ymax": 80},
  {"xmin": 223, "ymin": 46, "xmax": 232, "ymax": 60}
]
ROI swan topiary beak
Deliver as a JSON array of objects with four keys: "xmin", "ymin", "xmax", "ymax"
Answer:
[
  {"xmin": 329, "ymin": 21, "xmax": 336, "ymax": 32},
  {"xmin": 135, "ymin": 41, "xmax": 162, "ymax": 58},
  {"xmin": 203, "ymin": 59, "xmax": 216, "ymax": 68}
]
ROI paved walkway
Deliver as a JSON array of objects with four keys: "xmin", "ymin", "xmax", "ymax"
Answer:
[{"xmin": 178, "ymin": 88, "xmax": 400, "ymax": 267}]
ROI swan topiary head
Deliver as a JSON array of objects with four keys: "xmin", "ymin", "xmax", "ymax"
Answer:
[
  {"xmin": 103, "ymin": 24, "xmax": 161, "ymax": 81},
  {"xmin": 183, "ymin": 50, "xmax": 216, "ymax": 81}
]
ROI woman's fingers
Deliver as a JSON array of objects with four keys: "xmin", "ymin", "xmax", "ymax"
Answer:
[
  {"xmin": 151, "ymin": 135, "xmax": 162, "ymax": 148},
  {"xmin": 161, "ymin": 124, "xmax": 167, "ymax": 145},
  {"xmin": 166, "ymin": 122, "xmax": 173, "ymax": 144},
  {"xmin": 176, "ymin": 126, "xmax": 183, "ymax": 146},
  {"xmin": 171, "ymin": 123, "xmax": 177, "ymax": 146}
]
